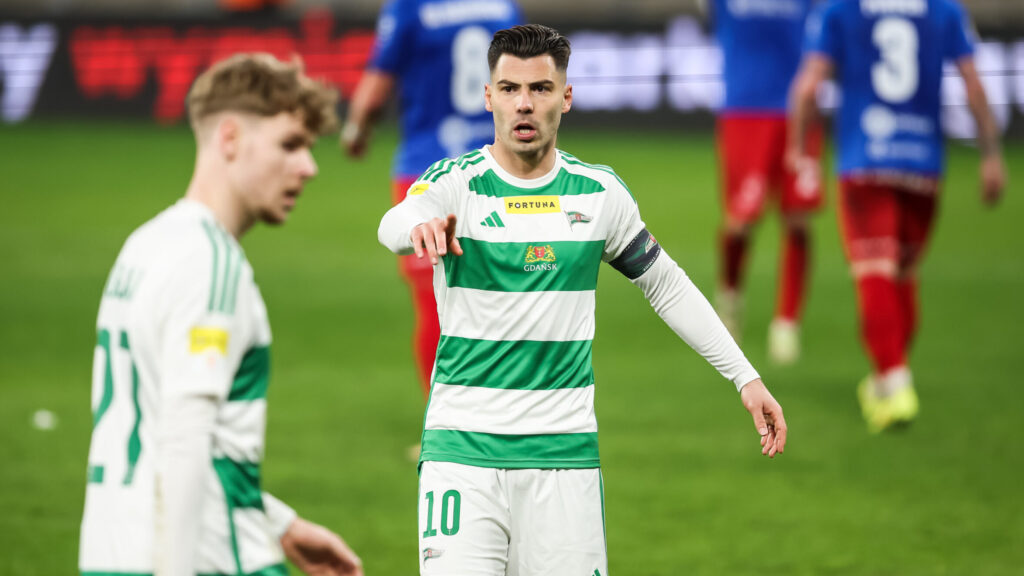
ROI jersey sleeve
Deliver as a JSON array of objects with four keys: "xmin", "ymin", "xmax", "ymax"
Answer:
[
  {"xmin": 156, "ymin": 233, "xmax": 252, "ymax": 402},
  {"xmin": 943, "ymin": 0, "xmax": 976, "ymax": 61},
  {"xmin": 368, "ymin": 0, "xmax": 416, "ymax": 74},
  {"xmin": 601, "ymin": 175, "xmax": 647, "ymax": 263},
  {"xmin": 803, "ymin": 2, "xmax": 840, "ymax": 63},
  {"xmin": 378, "ymin": 165, "xmax": 459, "ymax": 254}
]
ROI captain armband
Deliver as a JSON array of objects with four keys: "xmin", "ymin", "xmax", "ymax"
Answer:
[{"xmin": 609, "ymin": 228, "xmax": 662, "ymax": 280}]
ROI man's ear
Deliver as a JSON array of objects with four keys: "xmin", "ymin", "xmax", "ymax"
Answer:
[
  {"xmin": 562, "ymin": 83, "xmax": 573, "ymax": 113},
  {"xmin": 217, "ymin": 115, "xmax": 240, "ymax": 161},
  {"xmin": 484, "ymin": 83, "xmax": 493, "ymax": 112}
]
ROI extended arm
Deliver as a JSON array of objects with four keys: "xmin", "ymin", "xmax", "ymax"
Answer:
[
  {"xmin": 786, "ymin": 54, "xmax": 832, "ymax": 170},
  {"xmin": 630, "ymin": 251, "xmax": 787, "ymax": 457},
  {"xmin": 956, "ymin": 57, "xmax": 1005, "ymax": 205},
  {"xmin": 378, "ymin": 181, "xmax": 461, "ymax": 263},
  {"xmin": 341, "ymin": 70, "xmax": 395, "ymax": 158}
]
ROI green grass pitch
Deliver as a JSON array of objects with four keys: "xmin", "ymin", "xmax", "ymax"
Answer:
[{"xmin": 0, "ymin": 120, "xmax": 1021, "ymax": 575}]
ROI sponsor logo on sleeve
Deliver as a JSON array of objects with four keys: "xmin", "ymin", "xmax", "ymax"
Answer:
[
  {"xmin": 524, "ymin": 245, "xmax": 558, "ymax": 271},
  {"xmin": 189, "ymin": 327, "xmax": 229, "ymax": 355},
  {"xmin": 504, "ymin": 195, "xmax": 561, "ymax": 214},
  {"xmin": 408, "ymin": 183, "xmax": 429, "ymax": 196}
]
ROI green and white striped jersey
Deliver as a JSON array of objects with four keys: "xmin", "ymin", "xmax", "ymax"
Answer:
[
  {"xmin": 79, "ymin": 200, "xmax": 286, "ymax": 576},
  {"xmin": 381, "ymin": 147, "xmax": 661, "ymax": 470}
]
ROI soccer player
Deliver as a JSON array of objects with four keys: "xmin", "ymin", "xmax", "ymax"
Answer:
[
  {"xmin": 789, "ymin": 0, "xmax": 1005, "ymax": 432},
  {"xmin": 711, "ymin": 0, "xmax": 823, "ymax": 364},
  {"xmin": 343, "ymin": 0, "xmax": 523, "ymax": 397},
  {"xmin": 378, "ymin": 24, "xmax": 787, "ymax": 575},
  {"xmin": 79, "ymin": 54, "xmax": 364, "ymax": 576}
]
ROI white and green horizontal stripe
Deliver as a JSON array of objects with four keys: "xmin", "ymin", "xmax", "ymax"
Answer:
[
  {"xmin": 425, "ymin": 384, "xmax": 596, "ymax": 434},
  {"xmin": 200, "ymin": 220, "xmax": 244, "ymax": 315},
  {"xmin": 435, "ymin": 336, "xmax": 593, "ymax": 390},
  {"xmin": 443, "ymin": 238, "xmax": 604, "ymax": 292},
  {"xmin": 420, "ymin": 429, "xmax": 599, "ymax": 469},
  {"xmin": 442, "ymin": 287, "xmax": 595, "ymax": 341}
]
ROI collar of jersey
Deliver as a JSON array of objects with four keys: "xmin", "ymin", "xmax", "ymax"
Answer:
[{"xmin": 481, "ymin": 145, "xmax": 564, "ymax": 190}]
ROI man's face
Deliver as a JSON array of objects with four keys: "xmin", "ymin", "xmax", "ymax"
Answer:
[
  {"xmin": 229, "ymin": 111, "xmax": 317, "ymax": 225},
  {"xmin": 485, "ymin": 54, "xmax": 572, "ymax": 160}
]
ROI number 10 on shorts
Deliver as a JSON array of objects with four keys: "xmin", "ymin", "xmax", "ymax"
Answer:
[{"xmin": 423, "ymin": 489, "xmax": 461, "ymax": 538}]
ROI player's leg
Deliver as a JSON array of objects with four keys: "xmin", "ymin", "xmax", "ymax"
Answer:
[
  {"xmin": 770, "ymin": 120, "xmax": 824, "ymax": 364},
  {"xmin": 716, "ymin": 116, "xmax": 771, "ymax": 341},
  {"xmin": 896, "ymin": 190, "xmax": 939, "ymax": 353},
  {"xmin": 394, "ymin": 177, "xmax": 439, "ymax": 399},
  {"xmin": 506, "ymin": 468, "xmax": 606, "ymax": 576},
  {"xmin": 419, "ymin": 462, "xmax": 511, "ymax": 576},
  {"xmin": 839, "ymin": 179, "xmax": 915, "ymax": 432}
]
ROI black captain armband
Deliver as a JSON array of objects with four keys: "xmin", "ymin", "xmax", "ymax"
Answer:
[{"xmin": 609, "ymin": 228, "xmax": 661, "ymax": 279}]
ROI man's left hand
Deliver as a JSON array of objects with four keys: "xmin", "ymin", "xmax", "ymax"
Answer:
[
  {"xmin": 739, "ymin": 379, "xmax": 787, "ymax": 458},
  {"xmin": 281, "ymin": 517, "xmax": 364, "ymax": 576}
]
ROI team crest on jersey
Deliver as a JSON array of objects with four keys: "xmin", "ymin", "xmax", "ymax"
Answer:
[
  {"xmin": 422, "ymin": 547, "xmax": 444, "ymax": 563},
  {"xmin": 644, "ymin": 233, "xmax": 658, "ymax": 253},
  {"xmin": 524, "ymin": 245, "xmax": 558, "ymax": 271},
  {"xmin": 408, "ymin": 183, "xmax": 429, "ymax": 196},
  {"xmin": 505, "ymin": 195, "xmax": 561, "ymax": 214},
  {"xmin": 565, "ymin": 210, "xmax": 593, "ymax": 227},
  {"xmin": 525, "ymin": 245, "xmax": 556, "ymax": 263}
]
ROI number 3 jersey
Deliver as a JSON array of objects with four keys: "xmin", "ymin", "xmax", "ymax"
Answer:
[
  {"xmin": 368, "ymin": 0, "xmax": 522, "ymax": 177},
  {"xmin": 805, "ymin": 0, "xmax": 976, "ymax": 178},
  {"xmin": 79, "ymin": 200, "xmax": 285, "ymax": 576}
]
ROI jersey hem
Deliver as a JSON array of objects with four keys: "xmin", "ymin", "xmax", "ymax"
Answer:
[{"xmin": 420, "ymin": 452, "xmax": 601, "ymax": 470}]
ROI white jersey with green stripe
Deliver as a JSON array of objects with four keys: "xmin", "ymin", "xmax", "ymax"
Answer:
[
  {"xmin": 382, "ymin": 146, "xmax": 660, "ymax": 469},
  {"xmin": 79, "ymin": 200, "xmax": 286, "ymax": 576}
]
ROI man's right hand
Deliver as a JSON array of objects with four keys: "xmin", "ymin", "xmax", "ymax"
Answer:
[
  {"xmin": 980, "ymin": 154, "xmax": 1006, "ymax": 206},
  {"xmin": 411, "ymin": 214, "xmax": 463, "ymax": 265}
]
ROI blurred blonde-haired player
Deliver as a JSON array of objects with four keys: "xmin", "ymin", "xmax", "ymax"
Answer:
[{"xmin": 79, "ymin": 53, "xmax": 364, "ymax": 576}]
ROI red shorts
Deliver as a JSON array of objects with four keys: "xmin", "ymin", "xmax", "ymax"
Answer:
[
  {"xmin": 838, "ymin": 177, "xmax": 938, "ymax": 277},
  {"xmin": 394, "ymin": 177, "xmax": 434, "ymax": 277},
  {"xmin": 717, "ymin": 115, "xmax": 824, "ymax": 223}
]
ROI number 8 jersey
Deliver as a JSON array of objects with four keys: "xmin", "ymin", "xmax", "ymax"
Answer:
[
  {"xmin": 368, "ymin": 0, "xmax": 523, "ymax": 178},
  {"xmin": 805, "ymin": 0, "xmax": 976, "ymax": 178},
  {"xmin": 79, "ymin": 200, "xmax": 286, "ymax": 576}
]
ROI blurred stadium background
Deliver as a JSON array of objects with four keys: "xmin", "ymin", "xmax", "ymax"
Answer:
[{"xmin": 1, "ymin": 0, "xmax": 1022, "ymax": 574}]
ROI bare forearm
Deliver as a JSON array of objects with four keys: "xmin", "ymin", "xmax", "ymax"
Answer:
[
  {"xmin": 967, "ymin": 86, "xmax": 1000, "ymax": 158},
  {"xmin": 343, "ymin": 71, "xmax": 394, "ymax": 142}
]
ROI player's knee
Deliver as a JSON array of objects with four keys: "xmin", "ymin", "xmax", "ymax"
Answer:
[
  {"xmin": 723, "ymin": 218, "xmax": 753, "ymax": 237},
  {"xmin": 850, "ymin": 258, "xmax": 899, "ymax": 279}
]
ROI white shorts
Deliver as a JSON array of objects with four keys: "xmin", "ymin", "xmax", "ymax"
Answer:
[{"xmin": 418, "ymin": 461, "xmax": 608, "ymax": 576}]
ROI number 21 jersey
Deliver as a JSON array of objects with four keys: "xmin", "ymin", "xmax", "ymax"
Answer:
[{"xmin": 79, "ymin": 200, "xmax": 283, "ymax": 576}]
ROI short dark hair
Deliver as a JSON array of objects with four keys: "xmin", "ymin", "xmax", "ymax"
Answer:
[{"xmin": 487, "ymin": 24, "xmax": 571, "ymax": 72}]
